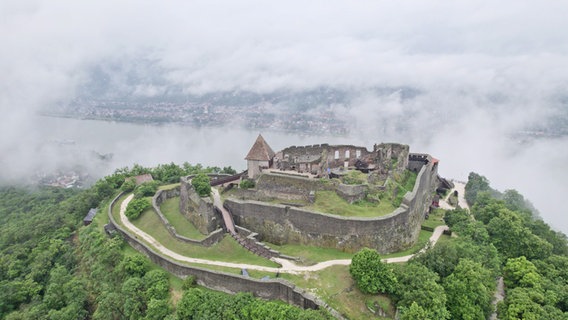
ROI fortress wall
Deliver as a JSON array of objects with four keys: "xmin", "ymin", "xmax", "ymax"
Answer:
[
  {"xmin": 179, "ymin": 176, "xmax": 221, "ymax": 234},
  {"xmin": 107, "ymin": 193, "xmax": 345, "ymax": 319},
  {"xmin": 254, "ymin": 173, "xmax": 334, "ymax": 201},
  {"xmin": 152, "ymin": 188, "xmax": 224, "ymax": 246},
  {"xmin": 225, "ymin": 163, "xmax": 435, "ymax": 254}
]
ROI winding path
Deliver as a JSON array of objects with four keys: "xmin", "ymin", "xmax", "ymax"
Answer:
[
  {"xmin": 439, "ymin": 181, "xmax": 470, "ymax": 210},
  {"xmin": 119, "ymin": 194, "xmax": 448, "ymax": 274}
]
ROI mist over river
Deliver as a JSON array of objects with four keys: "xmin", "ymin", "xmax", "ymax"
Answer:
[{"xmin": 7, "ymin": 115, "xmax": 566, "ymax": 235}]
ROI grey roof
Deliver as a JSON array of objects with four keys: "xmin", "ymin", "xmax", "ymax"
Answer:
[
  {"xmin": 84, "ymin": 208, "xmax": 98, "ymax": 222},
  {"xmin": 245, "ymin": 134, "xmax": 275, "ymax": 161}
]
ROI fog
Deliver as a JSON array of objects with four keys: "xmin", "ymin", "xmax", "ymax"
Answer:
[{"xmin": 1, "ymin": 1, "xmax": 567, "ymax": 233}]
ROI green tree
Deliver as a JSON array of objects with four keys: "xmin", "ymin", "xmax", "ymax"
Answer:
[
  {"xmin": 144, "ymin": 299, "xmax": 171, "ymax": 320},
  {"xmin": 503, "ymin": 256, "xmax": 542, "ymax": 289},
  {"xmin": 399, "ymin": 302, "xmax": 430, "ymax": 320},
  {"xmin": 121, "ymin": 277, "xmax": 146, "ymax": 320},
  {"xmin": 465, "ymin": 172, "xmax": 492, "ymax": 205},
  {"xmin": 143, "ymin": 270, "xmax": 169, "ymax": 301},
  {"xmin": 191, "ymin": 173, "xmax": 211, "ymax": 197},
  {"xmin": 393, "ymin": 264, "xmax": 450, "ymax": 319},
  {"xmin": 349, "ymin": 248, "xmax": 397, "ymax": 294},
  {"xmin": 443, "ymin": 259, "xmax": 494, "ymax": 320},
  {"xmin": 119, "ymin": 255, "xmax": 149, "ymax": 278},
  {"xmin": 486, "ymin": 209, "xmax": 553, "ymax": 261}
]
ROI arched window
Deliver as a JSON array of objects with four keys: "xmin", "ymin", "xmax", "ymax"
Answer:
[
  {"xmin": 334, "ymin": 150, "xmax": 339, "ymax": 159},
  {"xmin": 345, "ymin": 150, "xmax": 350, "ymax": 159}
]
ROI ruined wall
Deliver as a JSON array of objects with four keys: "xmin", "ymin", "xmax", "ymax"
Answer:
[
  {"xmin": 107, "ymin": 193, "xmax": 344, "ymax": 319},
  {"xmin": 253, "ymin": 173, "xmax": 335, "ymax": 201},
  {"xmin": 373, "ymin": 143, "xmax": 409, "ymax": 177},
  {"xmin": 179, "ymin": 176, "xmax": 221, "ymax": 234},
  {"xmin": 335, "ymin": 184, "xmax": 367, "ymax": 203},
  {"xmin": 225, "ymin": 162, "xmax": 436, "ymax": 254},
  {"xmin": 278, "ymin": 144, "xmax": 376, "ymax": 174},
  {"xmin": 153, "ymin": 188, "xmax": 224, "ymax": 246}
]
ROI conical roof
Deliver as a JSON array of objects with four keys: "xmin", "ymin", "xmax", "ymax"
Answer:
[{"xmin": 245, "ymin": 134, "xmax": 275, "ymax": 161}]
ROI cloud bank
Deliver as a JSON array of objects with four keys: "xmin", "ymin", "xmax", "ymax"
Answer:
[{"xmin": 1, "ymin": 0, "xmax": 567, "ymax": 232}]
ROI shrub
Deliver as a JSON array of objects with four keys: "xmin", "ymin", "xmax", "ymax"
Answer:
[
  {"xmin": 191, "ymin": 174, "xmax": 211, "ymax": 197},
  {"xmin": 239, "ymin": 179, "xmax": 255, "ymax": 189},
  {"xmin": 125, "ymin": 198, "xmax": 151, "ymax": 220},
  {"xmin": 182, "ymin": 275, "xmax": 197, "ymax": 290},
  {"xmin": 134, "ymin": 181, "xmax": 159, "ymax": 199}
]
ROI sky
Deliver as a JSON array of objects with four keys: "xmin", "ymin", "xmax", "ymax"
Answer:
[{"xmin": 0, "ymin": 0, "xmax": 567, "ymax": 232}]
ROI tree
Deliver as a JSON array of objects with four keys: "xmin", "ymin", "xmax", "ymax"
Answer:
[
  {"xmin": 143, "ymin": 270, "xmax": 169, "ymax": 301},
  {"xmin": 222, "ymin": 166, "xmax": 237, "ymax": 175},
  {"xmin": 486, "ymin": 209, "xmax": 553, "ymax": 261},
  {"xmin": 349, "ymin": 248, "xmax": 397, "ymax": 294},
  {"xmin": 465, "ymin": 172, "xmax": 492, "ymax": 205},
  {"xmin": 191, "ymin": 173, "xmax": 211, "ymax": 197},
  {"xmin": 399, "ymin": 302, "xmax": 429, "ymax": 320},
  {"xmin": 443, "ymin": 259, "xmax": 494, "ymax": 320},
  {"xmin": 503, "ymin": 256, "xmax": 542, "ymax": 289},
  {"xmin": 144, "ymin": 299, "xmax": 171, "ymax": 320},
  {"xmin": 393, "ymin": 263, "xmax": 450, "ymax": 319},
  {"xmin": 119, "ymin": 255, "xmax": 149, "ymax": 278}
]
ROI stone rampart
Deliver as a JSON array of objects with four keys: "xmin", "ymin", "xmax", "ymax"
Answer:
[
  {"xmin": 180, "ymin": 176, "xmax": 221, "ymax": 234},
  {"xmin": 335, "ymin": 183, "xmax": 367, "ymax": 203},
  {"xmin": 107, "ymin": 193, "xmax": 344, "ymax": 319},
  {"xmin": 153, "ymin": 188, "xmax": 224, "ymax": 247},
  {"xmin": 254, "ymin": 173, "xmax": 335, "ymax": 201},
  {"xmin": 225, "ymin": 163, "xmax": 436, "ymax": 254}
]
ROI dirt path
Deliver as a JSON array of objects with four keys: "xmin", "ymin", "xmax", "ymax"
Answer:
[
  {"xmin": 438, "ymin": 181, "xmax": 470, "ymax": 210},
  {"xmin": 211, "ymin": 188, "xmax": 236, "ymax": 234},
  {"xmin": 119, "ymin": 194, "xmax": 449, "ymax": 273},
  {"xmin": 490, "ymin": 277, "xmax": 505, "ymax": 320}
]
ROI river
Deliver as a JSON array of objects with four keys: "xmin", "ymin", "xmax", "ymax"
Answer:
[{"xmin": 4, "ymin": 115, "xmax": 567, "ymax": 235}]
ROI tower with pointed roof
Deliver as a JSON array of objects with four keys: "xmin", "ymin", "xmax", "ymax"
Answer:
[{"xmin": 245, "ymin": 134, "xmax": 275, "ymax": 179}]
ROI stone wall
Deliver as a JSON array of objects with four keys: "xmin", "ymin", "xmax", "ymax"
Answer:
[
  {"xmin": 225, "ymin": 162, "xmax": 437, "ymax": 254},
  {"xmin": 107, "ymin": 193, "xmax": 344, "ymax": 319},
  {"xmin": 253, "ymin": 173, "xmax": 335, "ymax": 201},
  {"xmin": 153, "ymin": 188, "xmax": 224, "ymax": 246},
  {"xmin": 179, "ymin": 176, "xmax": 221, "ymax": 234},
  {"xmin": 335, "ymin": 184, "xmax": 367, "ymax": 203}
]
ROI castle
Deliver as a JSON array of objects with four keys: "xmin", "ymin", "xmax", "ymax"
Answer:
[{"xmin": 180, "ymin": 134, "xmax": 444, "ymax": 254}]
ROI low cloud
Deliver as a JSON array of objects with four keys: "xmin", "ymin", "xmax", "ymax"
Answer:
[{"xmin": 1, "ymin": 0, "xmax": 567, "ymax": 232}]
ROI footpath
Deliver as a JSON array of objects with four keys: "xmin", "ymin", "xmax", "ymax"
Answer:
[{"xmin": 119, "ymin": 193, "xmax": 449, "ymax": 274}]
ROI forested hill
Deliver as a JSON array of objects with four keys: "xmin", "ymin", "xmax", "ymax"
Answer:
[
  {"xmin": 0, "ymin": 164, "xmax": 567, "ymax": 319},
  {"xmin": 0, "ymin": 164, "xmax": 330, "ymax": 320}
]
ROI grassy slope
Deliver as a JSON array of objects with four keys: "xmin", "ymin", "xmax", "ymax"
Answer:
[
  {"xmin": 281, "ymin": 265, "xmax": 395, "ymax": 320},
  {"xmin": 160, "ymin": 196, "xmax": 206, "ymax": 240},
  {"xmin": 307, "ymin": 190, "xmax": 396, "ymax": 217},
  {"xmin": 112, "ymin": 195, "xmax": 278, "ymax": 267}
]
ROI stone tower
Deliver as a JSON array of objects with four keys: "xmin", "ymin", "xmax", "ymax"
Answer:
[{"xmin": 245, "ymin": 134, "xmax": 275, "ymax": 179}]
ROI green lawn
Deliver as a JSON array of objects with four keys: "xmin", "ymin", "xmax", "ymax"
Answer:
[
  {"xmin": 132, "ymin": 207, "xmax": 278, "ymax": 267},
  {"xmin": 266, "ymin": 243, "xmax": 354, "ymax": 265},
  {"xmin": 160, "ymin": 196, "xmax": 206, "ymax": 240},
  {"xmin": 159, "ymin": 183, "xmax": 180, "ymax": 190},
  {"xmin": 112, "ymin": 194, "xmax": 278, "ymax": 267},
  {"xmin": 281, "ymin": 265, "xmax": 395, "ymax": 320},
  {"xmin": 422, "ymin": 208, "xmax": 446, "ymax": 229},
  {"xmin": 266, "ymin": 229, "xmax": 433, "ymax": 265},
  {"xmin": 307, "ymin": 191, "xmax": 396, "ymax": 217}
]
